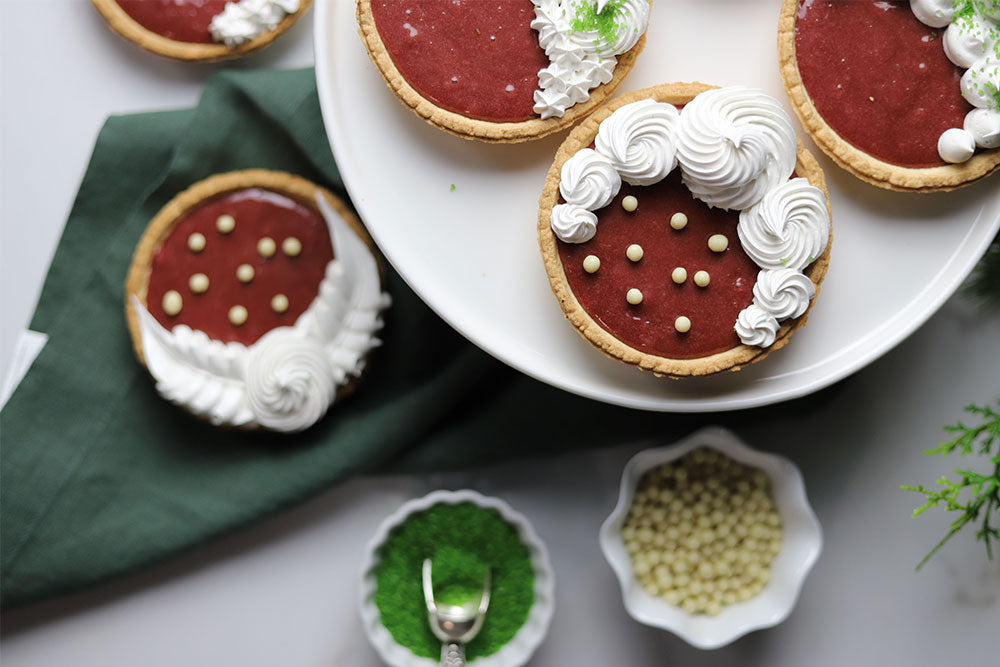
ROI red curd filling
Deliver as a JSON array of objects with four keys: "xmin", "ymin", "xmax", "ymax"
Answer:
[
  {"xmin": 557, "ymin": 171, "xmax": 759, "ymax": 360},
  {"xmin": 115, "ymin": 0, "xmax": 229, "ymax": 44},
  {"xmin": 147, "ymin": 189, "xmax": 335, "ymax": 346},
  {"xmin": 370, "ymin": 0, "xmax": 549, "ymax": 122},
  {"xmin": 795, "ymin": 0, "xmax": 971, "ymax": 168}
]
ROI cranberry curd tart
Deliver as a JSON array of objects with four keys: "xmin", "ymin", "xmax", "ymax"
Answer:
[
  {"xmin": 538, "ymin": 83, "xmax": 833, "ymax": 378},
  {"xmin": 125, "ymin": 170, "xmax": 391, "ymax": 433},
  {"xmin": 92, "ymin": 0, "xmax": 312, "ymax": 61},
  {"xmin": 356, "ymin": 0, "xmax": 650, "ymax": 142},
  {"xmin": 779, "ymin": 0, "xmax": 1000, "ymax": 191}
]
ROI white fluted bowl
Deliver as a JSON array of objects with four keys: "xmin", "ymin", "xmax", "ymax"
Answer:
[
  {"xmin": 599, "ymin": 426, "xmax": 822, "ymax": 649},
  {"xmin": 360, "ymin": 490, "xmax": 555, "ymax": 666}
]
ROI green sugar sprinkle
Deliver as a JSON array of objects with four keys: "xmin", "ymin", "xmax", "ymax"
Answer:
[
  {"xmin": 374, "ymin": 503, "xmax": 535, "ymax": 661},
  {"xmin": 450, "ymin": 183, "xmax": 456, "ymax": 191},
  {"xmin": 570, "ymin": 0, "xmax": 633, "ymax": 51},
  {"xmin": 475, "ymin": 28, "xmax": 481, "ymax": 35}
]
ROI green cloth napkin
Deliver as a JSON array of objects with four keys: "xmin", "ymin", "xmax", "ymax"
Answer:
[{"xmin": 0, "ymin": 68, "xmax": 821, "ymax": 610}]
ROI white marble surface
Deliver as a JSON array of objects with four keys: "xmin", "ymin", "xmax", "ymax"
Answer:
[{"xmin": 2, "ymin": 2, "xmax": 999, "ymax": 666}]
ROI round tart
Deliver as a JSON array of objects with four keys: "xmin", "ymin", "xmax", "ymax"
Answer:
[
  {"xmin": 356, "ymin": 0, "xmax": 649, "ymax": 142},
  {"xmin": 778, "ymin": 0, "xmax": 1000, "ymax": 192},
  {"xmin": 538, "ymin": 83, "xmax": 833, "ymax": 378},
  {"xmin": 125, "ymin": 170, "xmax": 391, "ymax": 432},
  {"xmin": 91, "ymin": 0, "xmax": 312, "ymax": 62}
]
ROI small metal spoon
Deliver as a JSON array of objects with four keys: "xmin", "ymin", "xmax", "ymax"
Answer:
[{"xmin": 422, "ymin": 558, "xmax": 492, "ymax": 667}]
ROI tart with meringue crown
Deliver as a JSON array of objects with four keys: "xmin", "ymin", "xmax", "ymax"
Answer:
[
  {"xmin": 779, "ymin": 0, "xmax": 1000, "ymax": 192},
  {"xmin": 125, "ymin": 170, "xmax": 391, "ymax": 432},
  {"xmin": 538, "ymin": 83, "xmax": 833, "ymax": 378},
  {"xmin": 91, "ymin": 0, "xmax": 312, "ymax": 62},
  {"xmin": 356, "ymin": 0, "xmax": 649, "ymax": 142}
]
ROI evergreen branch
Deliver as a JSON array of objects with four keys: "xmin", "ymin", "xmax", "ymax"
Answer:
[{"xmin": 901, "ymin": 401, "xmax": 1000, "ymax": 570}]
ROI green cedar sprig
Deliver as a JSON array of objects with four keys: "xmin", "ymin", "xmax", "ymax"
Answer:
[{"xmin": 901, "ymin": 402, "xmax": 1000, "ymax": 570}]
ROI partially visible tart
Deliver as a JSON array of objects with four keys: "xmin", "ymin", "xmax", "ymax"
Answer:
[
  {"xmin": 779, "ymin": 0, "xmax": 1000, "ymax": 192},
  {"xmin": 356, "ymin": 0, "xmax": 649, "ymax": 142},
  {"xmin": 91, "ymin": 0, "xmax": 312, "ymax": 62},
  {"xmin": 538, "ymin": 83, "xmax": 833, "ymax": 378},
  {"xmin": 125, "ymin": 170, "xmax": 391, "ymax": 432}
]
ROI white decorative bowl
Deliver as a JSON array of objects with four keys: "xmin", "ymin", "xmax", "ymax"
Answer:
[
  {"xmin": 360, "ymin": 489, "xmax": 555, "ymax": 667},
  {"xmin": 599, "ymin": 426, "xmax": 822, "ymax": 649}
]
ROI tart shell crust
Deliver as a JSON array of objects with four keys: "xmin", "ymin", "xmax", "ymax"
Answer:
[
  {"xmin": 125, "ymin": 170, "xmax": 383, "ymax": 406},
  {"xmin": 91, "ymin": 0, "xmax": 313, "ymax": 62},
  {"xmin": 356, "ymin": 0, "xmax": 647, "ymax": 143},
  {"xmin": 777, "ymin": 0, "xmax": 1000, "ymax": 192},
  {"xmin": 537, "ymin": 83, "xmax": 833, "ymax": 379}
]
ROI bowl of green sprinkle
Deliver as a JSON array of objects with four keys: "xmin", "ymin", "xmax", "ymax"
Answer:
[
  {"xmin": 360, "ymin": 489, "xmax": 555, "ymax": 667},
  {"xmin": 599, "ymin": 426, "xmax": 822, "ymax": 649}
]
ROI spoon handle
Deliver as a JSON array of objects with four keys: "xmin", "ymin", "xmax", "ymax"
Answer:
[{"xmin": 441, "ymin": 641, "xmax": 465, "ymax": 666}]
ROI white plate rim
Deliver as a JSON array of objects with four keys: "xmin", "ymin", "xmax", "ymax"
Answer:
[{"xmin": 314, "ymin": 0, "xmax": 1000, "ymax": 413}]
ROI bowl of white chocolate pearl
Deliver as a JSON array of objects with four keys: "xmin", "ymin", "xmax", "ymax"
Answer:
[{"xmin": 599, "ymin": 426, "xmax": 821, "ymax": 649}]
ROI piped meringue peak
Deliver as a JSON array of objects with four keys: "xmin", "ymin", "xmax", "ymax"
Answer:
[
  {"xmin": 550, "ymin": 86, "xmax": 830, "ymax": 350},
  {"xmin": 909, "ymin": 0, "xmax": 1000, "ymax": 163},
  {"xmin": 531, "ymin": 0, "xmax": 650, "ymax": 119}
]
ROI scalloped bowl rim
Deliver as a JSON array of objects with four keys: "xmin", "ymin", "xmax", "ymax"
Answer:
[
  {"xmin": 359, "ymin": 489, "xmax": 556, "ymax": 667},
  {"xmin": 599, "ymin": 426, "xmax": 822, "ymax": 649}
]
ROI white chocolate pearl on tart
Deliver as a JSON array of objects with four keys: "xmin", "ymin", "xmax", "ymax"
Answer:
[
  {"xmin": 583, "ymin": 255, "xmax": 601, "ymax": 273},
  {"xmin": 670, "ymin": 212, "xmax": 688, "ymax": 230},
  {"xmin": 189, "ymin": 273, "xmax": 209, "ymax": 294},
  {"xmin": 671, "ymin": 267, "xmax": 687, "ymax": 284},
  {"xmin": 236, "ymin": 264, "xmax": 255, "ymax": 283},
  {"xmin": 271, "ymin": 294, "xmax": 290, "ymax": 313},
  {"xmin": 694, "ymin": 270, "xmax": 710, "ymax": 287},
  {"xmin": 626, "ymin": 244, "xmax": 644, "ymax": 262},
  {"xmin": 228, "ymin": 305, "xmax": 248, "ymax": 326},
  {"xmin": 215, "ymin": 214, "xmax": 235, "ymax": 234},
  {"xmin": 282, "ymin": 237, "xmax": 302, "ymax": 257},
  {"xmin": 257, "ymin": 236, "xmax": 276, "ymax": 258},
  {"xmin": 187, "ymin": 232, "xmax": 206, "ymax": 253},
  {"xmin": 708, "ymin": 234, "xmax": 729, "ymax": 253},
  {"xmin": 675, "ymin": 316, "xmax": 692, "ymax": 333},
  {"xmin": 622, "ymin": 195, "xmax": 638, "ymax": 212},
  {"xmin": 626, "ymin": 288, "xmax": 643, "ymax": 305},
  {"xmin": 162, "ymin": 290, "xmax": 183, "ymax": 316}
]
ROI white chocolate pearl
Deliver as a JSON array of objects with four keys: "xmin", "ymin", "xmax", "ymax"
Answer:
[
  {"xmin": 257, "ymin": 237, "xmax": 276, "ymax": 258},
  {"xmin": 271, "ymin": 294, "xmax": 289, "ymax": 313},
  {"xmin": 670, "ymin": 212, "xmax": 688, "ymax": 230},
  {"xmin": 162, "ymin": 290, "xmax": 183, "ymax": 316},
  {"xmin": 187, "ymin": 232, "xmax": 206, "ymax": 253},
  {"xmin": 675, "ymin": 316, "xmax": 691, "ymax": 333},
  {"xmin": 626, "ymin": 244, "xmax": 644, "ymax": 262},
  {"xmin": 708, "ymin": 234, "xmax": 729, "ymax": 253},
  {"xmin": 228, "ymin": 305, "xmax": 248, "ymax": 326},
  {"xmin": 622, "ymin": 195, "xmax": 638, "ymax": 212},
  {"xmin": 215, "ymin": 214, "xmax": 235, "ymax": 234},
  {"xmin": 236, "ymin": 264, "xmax": 255, "ymax": 283},
  {"xmin": 282, "ymin": 237, "xmax": 302, "ymax": 257},
  {"xmin": 626, "ymin": 288, "xmax": 643, "ymax": 305},
  {"xmin": 189, "ymin": 273, "xmax": 209, "ymax": 294},
  {"xmin": 672, "ymin": 267, "xmax": 687, "ymax": 284},
  {"xmin": 694, "ymin": 270, "xmax": 710, "ymax": 287},
  {"xmin": 583, "ymin": 255, "xmax": 601, "ymax": 273}
]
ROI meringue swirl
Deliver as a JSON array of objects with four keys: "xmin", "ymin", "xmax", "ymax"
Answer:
[
  {"xmin": 560, "ymin": 148, "xmax": 622, "ymax": 209},
  {"xmin": 752, "ymin": 269, "xmax": 816, "ymax": 321},
  {"xmin": 675, "ymin": 87, "xmax": 797, "ymax": 211},
  {"xmin": 551, "ymin": 203, "xmax": 598, "ymax": 243},
  {"xmin": 735, "ymin": 304, "xmax": 780, "ymax": 348},
  {"xmin": 531, "ymin": 0, "xmax": 650, "ymax": 119},
  {"xmin": 594, "ymin": 99, "xmax": 680, "ymax": 185},
  {"xmin": 737, "ymin": 178, "xmax": 829, "ymax": 271},
  {"xmin": 910, "ymin": 0, "xmax": 1000, "ymax": 160},
  {"xmin": 245, "ymin": 329, "xmax": 335, "ymax": 433},
  {"xmin": 209, "ymin": 0, "xmax": 299, "ymax": 48}
]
